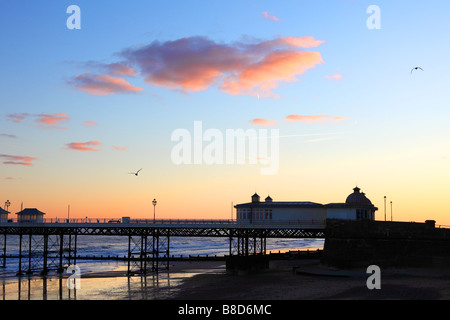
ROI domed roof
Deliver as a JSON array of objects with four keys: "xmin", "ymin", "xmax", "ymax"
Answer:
[
  {"xmin": 265, "ymin": 195, "xmax": 273, "ymax": 202},
  {"xmin": 251, "ymin": 193, "xmax": 260, "ymax": 203},
  {"xmin": 345, "ymin": 187, "xmax": 373, "ymax": 206}
]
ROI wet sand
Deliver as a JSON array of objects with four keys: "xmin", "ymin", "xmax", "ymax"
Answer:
[
  {"xmin": 0, "ymin": 260, "xmax": 226, "ymax": 300},
  {"xmin": 170, "ymin": 259, "xmax": 450, "ymax": 300},
  {"xmin": 2, "ymin": 259, "xmax": 450, "ymax": 300}
]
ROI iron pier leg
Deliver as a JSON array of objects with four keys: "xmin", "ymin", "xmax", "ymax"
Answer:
[
  {"xmin": 127, "ymin": 235, "xmax": 131, "ymax": 275},
  {"xmin": 166, "ymin": 235, "xmax": 170, "ymax": 271},
  {"xmin": 144, "ymin": 235, "xmax": 148, "ymax": 274},
  {"xmin": 152, "ymin": 231, "xmax": 156, "ymax": 271},
  {"xmin": 58, "ymin": 233, "xmax": 64, "ymax": 273},
  {"xmin": 17, "ymin": 234, "xmax": 23, "ymax": 275},
  {"xmin": 155, "ymin": 234, "xmax": 159, "ymax": 271},
  {"xmin": 73, "ymin": 233, "xmax": 77, "ymax": 265},
  {"xmin": 1, "ymin": 234, "xmax": 6, "ymax": 268},
  {"xmin": 245, "ymin": 234, "xmax": 249, "ymax": 257},
  {"xmin": 140, "ymin": 235, "xmax": 145, "ymax": 275},
  {"xmin": 26, "ymin": 234, "xmax": 32, "ymax": 274},
  {"xmin": 68, "ymin": 234, "xmax": 72, "ymax": 266},
  {"xmin": 41, "ymin": 234, "xmax": 48, "ymax": 275}
]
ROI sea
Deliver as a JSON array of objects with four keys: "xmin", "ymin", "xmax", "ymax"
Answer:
[{"xmin": 0, "ymin": 235, "xmax": 324, "ymax": 300}]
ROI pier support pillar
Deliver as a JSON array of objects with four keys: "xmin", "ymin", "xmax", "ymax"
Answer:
[
  {"xmin": 1, "ymin": 233, "xmax": 6, "ymax": 268},
  {"xmin": 229, "ymin": 230, "xmax": 266, "ymax": 257},
  {"xmin": 127, "ymin": 230, "xmax": 170, "ymax": 275},
  {"xmin": 228, "ymin": 229, "xmax": 268, "ymax": 272}
]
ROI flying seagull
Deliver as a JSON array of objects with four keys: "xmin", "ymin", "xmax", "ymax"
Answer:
[
  {"xmin": 411, "ymin": 66, "xmax": 423, "ymax": 75},
  {"xmin": 130, "ymin": 168, "xmax": 142, "ymax": 176}
]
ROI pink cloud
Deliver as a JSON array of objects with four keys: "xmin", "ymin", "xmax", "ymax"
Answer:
[
  {"xmin": 261, "ymin": 11, "xmax": 281, "ymax": 21},
  {"xmin": 7, "ymin": 113, "xmax": 29, "ymax": 123},
  {"xmin": 120, "ymin": 35, "xmax": 324, "ymax": 97},
  {"xmin": 65, "ymin": 141, "xmax": 102, "ymax": 151},
  {"xmin": 285, "ymin": 115, "xmax": 348, "ymax": 123},
  {"xmin": 332, "ymin": 116, "xmax": 348, "ymax": 121},
  {"xmin": 112, "ymin": 145, "xmax": 127, "ymax": 151},
  {"xmin": 104, "ymin": 62, "xmax": 137, "ymax": 77},
  {"xmin": 221, "ymin": 50, "xmax": 323, "ymax": 98},
  {"xmin": 35, "ymin": 113, "xmax": 70, "ymax": 129},
  {"xmin": 7, "ymin": 113, "xmax": 70, "ymax": 129},
  {"xmin": 0, "ymin": 154, "xmax": 37, "ymax": 166},
  {"xmin": 83, "ymin": 120, "xmax": 97, "ymax": 127},
  {"xmin": 325, "ymin": 73, "xmax": 342, "ymax": 81},
  {"xmin": 70, "ymin": 73, "xmax": 143, "ymax": 95},
  {"xmin": 277, "ymin": 36, "xmax": 325, "ymax": 48},
  {"xmin": 250, "ymin": 118, "xmax": 278, "ymax": 127}
]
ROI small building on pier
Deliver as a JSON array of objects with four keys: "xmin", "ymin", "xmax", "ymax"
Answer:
[
  {"xmin": 235, "ymin": 187, "xmax": 378, "ymax": 224},
  {"xmin": 16, "ymin": 208, "xmax": 46, "ymax": 223},
  {"xmin": 0, "ymin": 207, "xmax": 9, "ymax": 223}
]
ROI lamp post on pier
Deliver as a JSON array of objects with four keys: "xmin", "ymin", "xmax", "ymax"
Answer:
[
  {"xmin": 152, "ymin": 198, "xmax": 157, "ymax": 223},
  {"xmin": 384, "ymin": 196, "xmax": 386, "ymax": 221},
  {"xmin": 390, "ymin": 201, "xmax": 393, "ymax": 221},
  {"xmin": 4, "ymin": 200, "xmax": 10, "ymax": 213}
]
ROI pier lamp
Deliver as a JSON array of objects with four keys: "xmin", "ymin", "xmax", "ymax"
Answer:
[
  {"xmin": 384, "ymin": 196, "xmax": 386, "ymax": 221},
  {"xmin": 152, "ymin": 198, "xmax": 157, "ymax": 223},
  {"xmin": 390, "ymin": 201, "xmax": 393, "ymax": 221}
]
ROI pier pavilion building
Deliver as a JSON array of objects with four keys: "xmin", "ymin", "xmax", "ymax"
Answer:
[
  {"xmin": 0, "ymin": 207, "xmax": 9, "ymax": 223},
  {"xmin": 15, "ymin": 208, "xmax": 46, "ymax": 223},
  {"xmin": 235, "ymin": 187, "xmax": 378, "ymax": 224}
]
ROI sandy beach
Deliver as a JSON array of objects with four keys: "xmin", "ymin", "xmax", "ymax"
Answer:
[
  {"xmin": 2, "ymin": 258, "xmax": 450, "ymax": 300},
  {"xmin": 170, "ymin": 259, "xmax": 450, "ymax": 300}
]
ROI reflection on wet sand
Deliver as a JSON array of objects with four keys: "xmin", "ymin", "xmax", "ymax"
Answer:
[
  {"xmin": 1, "ymin": 273, "xmax": 178, "ymax": 300},
  {"xmin": 0, "ymin": 261, "xmax": 226, "ymax": 300}
]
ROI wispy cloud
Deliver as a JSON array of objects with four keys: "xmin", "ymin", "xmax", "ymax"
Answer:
[
  {"xmin": 0, "ymin": 133, "xmax": 17, "ymax": 138},
  {"xmin": 324, "ymin": 73, "xmax": 342, "ymax": 81},
  {"xmin": 0, "ymin": 154, "xmax": 37, "ymax": 166},
  {"xmin": 285, "ymin": 115, "xmax": 348, "ymax": 123},
  {"xmin": 35, "ymin": 113, "xmax": 70, "ymax": 129},
  {"xmin": 7, "ymin": 113, "xmax": 28, "ymax": 123},
  {"xmin": 112, "ymin": 145, "xmax": 127, "ymax": 151},
  {"xmin": 65, "ymin": 141, "xmax": 102, "ymax": 151},
  {"xmin": 7, "ymin": 113, "xmax": 71, "ymax": 129},
  {"xmin": 69, "ymin": 72, "xmax": 143, "ymax": 95},
  {"xmin": 332, "ymin": 116, "xmax": 348, "ymax": 121},
  {"xmin": 304, "ymin": 136, "xmax": 339, "ymax": 143},
  {"xmin": 250, "ymin": 118, "xmax": 278, "ymax": 127},
  {"xmin": 83, "ymin": 61, "xmax": 138, "ymax": 77},
  {"xmin": 261, "ymin": 11, "xmax": 281, "ymax": 21},
  {"xmin": 82, "ymin": 120, "xmax": 97, "ymax": 127},
  {"xmin": 114, "ymin": 35, "xmax": 324, "ymax": 98}
]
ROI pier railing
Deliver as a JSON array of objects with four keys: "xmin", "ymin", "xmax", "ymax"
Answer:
[{"xmin": 1, "ymin": 218, "xmax": 326, "ymax": 227}]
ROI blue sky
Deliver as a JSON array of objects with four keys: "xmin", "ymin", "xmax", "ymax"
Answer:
[{"xmin": 1, "ymin": 1, "xmax": 450, "ymax": 224}]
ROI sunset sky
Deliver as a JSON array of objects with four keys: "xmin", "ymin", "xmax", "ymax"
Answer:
[{"xmin": 1, "ymin": 1, "xmax": 450, "ymax": 225}]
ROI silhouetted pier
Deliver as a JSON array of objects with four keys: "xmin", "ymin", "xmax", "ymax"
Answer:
[{"xmin": 0, "ymin": 219, "xmax": 325, "ymax": 275}]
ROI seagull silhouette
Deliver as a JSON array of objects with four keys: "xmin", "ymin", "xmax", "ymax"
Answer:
[
  {"xmin": 129, "ymin": 168, "xmax": 142, "ymax": 176},
  {"xmin": 411, "ymin": 66, "xmax": 423, "ymax": 75}
]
